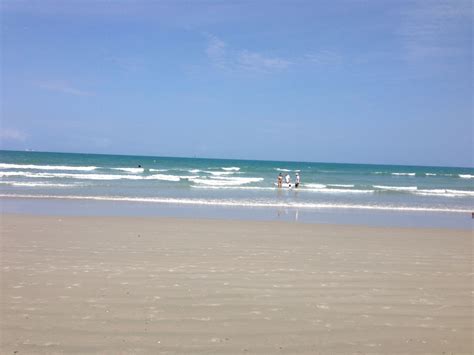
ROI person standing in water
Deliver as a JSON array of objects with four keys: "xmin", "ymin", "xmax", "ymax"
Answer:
[
  {"xmin": 295, "ymin": 172, "xmax": 300, "ymax": 188},
  {"xmin": 277, "ymin": 173, "xmax": 283, "ymax": 188},
  {"xmin": 285, "ymin": 173, "xmax": 291, "ymax": 187}
]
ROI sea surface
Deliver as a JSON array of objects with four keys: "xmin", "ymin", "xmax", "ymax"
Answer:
[{"xmin": 1, "ymin": 150, "xmax": 473, "ymax": 228}]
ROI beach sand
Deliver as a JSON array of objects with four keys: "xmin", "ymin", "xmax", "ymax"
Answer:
[{"xmin": 1, "ymin": 214, "xmax": 472, "ymax": 354}]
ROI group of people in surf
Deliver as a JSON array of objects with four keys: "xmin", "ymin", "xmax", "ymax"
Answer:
[{"xmin": 277, "ymin": 172, "xmax": 300, "ymax": 188}]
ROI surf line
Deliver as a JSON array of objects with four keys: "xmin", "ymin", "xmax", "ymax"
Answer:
[{"xmin": 0, "ymin": 194, "xmax": 472, "ymax": 214}]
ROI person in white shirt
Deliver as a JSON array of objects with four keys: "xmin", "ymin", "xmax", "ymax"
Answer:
[
  {"xmin": 295, "ymin": 172, "xmax": 300, "ymax": 188},
  {"xmin": 285, "ymin": 173, "xmax": 291, "ymax": 187}
]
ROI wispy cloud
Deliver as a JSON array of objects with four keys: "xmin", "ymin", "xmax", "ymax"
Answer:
[
  {"xmin": 205, "ymin": 34, "xmax": 344, "ymax": 73},
  {"xmin": 0, "ymin": 128, "xmax": 28, "ymax": 142},
  {"xmin": 397, "ymin": 0, "xmax": 471, "ymax": 61},
  {"xmin": 205, "ymin": 34, "xmax": 292, "ymax": 73},
  {"xmin": 37, "ymin": 80, "xmax": 93, "ymax": 96},
  {"xmin": 205, "ymin": 34, "xmax": 227, "ymax": 69},
  {"xmin": 305, "ymin": 50, "xmax": 343, "ymax": 66},
  {"xmin": 238, "ymin": 50, "xmax": 292, "ymax": 72}
]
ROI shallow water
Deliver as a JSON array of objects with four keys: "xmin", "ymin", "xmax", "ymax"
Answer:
[{"xmin": 0, "ymin": 150, "xmax": 472, "ymax": 228}]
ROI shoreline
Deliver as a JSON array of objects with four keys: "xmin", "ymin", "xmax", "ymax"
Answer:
[
  {"xmin": 1, "ymin": 195, "xmax": 472, "ymax": 230},
  {"xmin": 1, "ymin": 214, "xmax": 472, "ymax": 354},
  {"xmin": 1, "ymin": 193, "xmax": 472, "ymax": 213},
  {"xmin": 0, "ymin": 211, "xmax": 470, "ymax": 233},
  {"xmin": 0, "ymin": 197, "xmax": 474, "ymax": 230}
]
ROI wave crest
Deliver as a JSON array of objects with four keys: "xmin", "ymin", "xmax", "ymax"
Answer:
[
  {"xmin": 0, "ymin": 163, "xmax": 97, "ymax": 171},
  {"xmin": 112, "ymin": 167, "xmax": 144, "ymax": 174}
]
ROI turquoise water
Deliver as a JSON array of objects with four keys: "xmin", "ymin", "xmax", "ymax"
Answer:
[{"xmin": 1, "ymin": 150, "xmax": 473, "ymax": 221}]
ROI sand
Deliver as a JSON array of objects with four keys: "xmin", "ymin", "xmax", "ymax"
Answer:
[{"xmin": 1, "ymin": 214, "xmax": 472, "ymax": 354}]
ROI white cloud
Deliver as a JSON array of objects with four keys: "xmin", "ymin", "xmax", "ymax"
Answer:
[
  {"xmin": 205, "ymin": 34, "xmax": 292, "ymax": 73},
  {"xmin": 0, "ymin": 128, "xmax": 28, "ymax": 142},
  {"xmin": 37, "ymin": 80, "xmax": 93, "ymax": 96}
]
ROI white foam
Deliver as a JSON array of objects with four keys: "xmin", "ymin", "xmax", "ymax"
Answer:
[
  {"xmin": 459, "ymin": 174, "xmax": 474, "ymax": 179},
  {"xmin": 415, "ymin": 189, "xmax": 447, "ymax": 195},
  {"xmin": 221, "ymin": 167, "xmax": 240, "ymax": 171},
  {"xmin": 305, "ymin": 183, "xmax": 327, "ymax": 189},
  {"xmin": 192, "ymin": 185, "xmax": 275, "ymax": 190},
  {"xmin": 0, "ymin": 171, "xmax": 182, "ymax": 181},
  {"xmin": 446, "ymin": 189, "xmax": 474, "ymax": 196},
  {"xmin": 144, "ymin": 174, "xmax": 181, "ymax": 182},
  {"xmin": 188, "ymin": 169, "xmax": 201, "ymax": 173},
  {"xmin": 327, "ymin": 184, "xmax": 355, "ymax": 188},
  {"xmin": 0, "ymin": 181, "xmax": 75, "ymax": 188},
  {"xmin": 191, "ymin": 184, "xmax": 379, "ymax": 194},
  {"xmin": 0, "ymin": 193, "xmax": 470, "ymax": 213},
  {"xmin": 371, "ymin": 185, "xmax": 474, "ymax": 197},
  {"xmin": 111, "ymin": 167, "xmax": 144, "ymax": 174},
  {"xmin": 178, "ymin": 175, "xmax": 200, "ymax": 180},
  {"xmin": 374, "ymin": 185, "xmax": 417, "ymax": 192},
  {"xmin": 189, "ymin": 179, "xmax": 235, "ymax": 186},
  {"xmin": 204, "ymin": 171, "xmax": 236, "ymax": 176},
  {"xmin": 415, "ymin": 189, "xmax": 474, "ymax": 197},
  {"xmin": 304, "ymin": 187, "xmax": 373, "ymax": 194},
  {"xmin": 425, "ymin": 173, "xmax": 437, "ymax": 176},
  {"xmin": 189, "ymin": 177, "xmax": 263, "ymax": 186},
  {"xmin": 0, "ymin": 163, "xmax": 97, "ymax": 171},
  {"xmin": 149, "ymin": 168, "xmax": 169, "ymax": 172},
  {"xmin": 391, "ymin": 173, "xmax": 416, "ymax": 176},
  {"xmin": 0, "ymin": 171, "xmax": 141, "ymax": 180}
]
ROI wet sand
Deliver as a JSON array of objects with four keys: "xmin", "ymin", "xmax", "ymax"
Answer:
[{"xmin": 1, "ymin": 214, "xmax": 472, "ymax": 354}]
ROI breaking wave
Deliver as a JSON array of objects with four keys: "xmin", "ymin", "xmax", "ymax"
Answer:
[
  {"xmin": 0, "ymin": 181, "xmax": 77, "ymax": 188},
  {"xmin": 0, "ymin": 193, "xmax": 470, "ymax": 214},
  {"xmin": 0, "ymin": 171, "xmax": 186, "ymax": 182},
  {"xmin": 374, "ymin": 185, "xmax": 417, "ymax": 192},
  {"xmin": 190, "ymin": 177, "xmax": 264, "ymax": 186},
  {"xmin": 392, "ymin": 172, "xmax": 416, "ymax": 176},
  {"xmin": 0, "ymin": 163, "xmax": 97, "ymax": 171},
  {"xmin": 112, "ymin": 167, "xmax": 144, "ymax": 173}
]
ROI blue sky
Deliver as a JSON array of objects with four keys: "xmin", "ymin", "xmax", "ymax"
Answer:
[{"xmin": 1, "ymin": 0, "xmax": 472, "ymax": 167}]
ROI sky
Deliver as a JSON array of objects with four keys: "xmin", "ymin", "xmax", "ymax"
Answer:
[{"xmin": 0, "ymin": 0, "xmax": 472, "ymax": 167}]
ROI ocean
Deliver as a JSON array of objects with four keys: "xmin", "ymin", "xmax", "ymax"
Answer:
[{"xmin": 1, "ymin": 150, "xmax": 473, "ymax": 228}]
